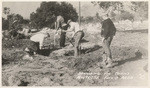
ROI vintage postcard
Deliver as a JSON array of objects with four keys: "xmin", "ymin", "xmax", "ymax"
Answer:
[{"xmin": 1, "ymin": 0, "xmax": 149, "ymax": 87}]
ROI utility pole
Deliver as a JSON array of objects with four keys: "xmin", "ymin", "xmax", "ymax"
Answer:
[{"xmin": 79, "ymin": 2, "xmax": 81, "ymax": 26}]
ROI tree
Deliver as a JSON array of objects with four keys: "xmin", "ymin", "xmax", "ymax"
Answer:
[
  {"xmin": 3, "ymin": 7, "xmax": 25, "ymax": 30},
  {"xmin": 91, "ymin": 1, "xmax": 148, "ymax": 22},
  {"xmin": 22, "ymin": 19, "xmax": 30, "ymax": 25},
  {"xmin": 115, "ymin": 11, "xmax": 134, "ymax": 21},
  {"xmin": 60, "ymin": 2, "xmax": 78, "ymax": 22},
  {"xmin": 2, "ymin": 7, "xmax": 10, "ymax": 30},
  {"xmin": 3, "ymin": 7, "xmax": 10, "ymax": 15},
  {"xmin": 91, "ymin": 1, "xmax": 123, "ymax": 11},
  {"xmin": 2, "ymin": 18, "xmax": 9, "ymax": 30},
  {"xmin": 91, "ymin": 1, "xmax": 123, "ymax": 22},
  {"xmin": 131, "ymin": 2, "xmax": 148, "ymax": 22},
  {"xmin": 30, "ymin": 1, "xmax": 78, "ymax": 29},
  {"xmin": 30, "ymin": 12, "xmax": 41, "ymax": 29},
  {"xmin": 7, "ymin": 14, "xmax": 23, "ymax": 30}
]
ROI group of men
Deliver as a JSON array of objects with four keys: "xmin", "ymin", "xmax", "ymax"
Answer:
[
  {"xmin": 55, "ymin": 15, "xmax": 84, "ymax": 57},
  {"xmin": 8, "ymin": 7, "xmax": 117, "ymax": 68},
  {"xmin": 54, "ymin": 7, "xmax": 117, "ymax": 68}
]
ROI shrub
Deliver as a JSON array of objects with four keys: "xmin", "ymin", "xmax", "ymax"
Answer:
[{"xmin": 30, "ymin": 2, "xmax": 78, "ymax": 29}]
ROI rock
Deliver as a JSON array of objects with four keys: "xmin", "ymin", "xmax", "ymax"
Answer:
[
  {"xmin": 8, "ymin": 74, "xmax": 21, "ymax": 86},
  {"xmin": 40, "ymin": 77, "xmax": 54, "ymax": 85},
  {"xmin": 62, "ymin": 74, "xmax": 74, "ymax": 86},
  {"xmin": 41, "ymin": 77, "xmax": 50, "ymax": 83},
  {"xmin": 22, "ymin": 54, "xmax": 33, "ymax": 61},
  {"xmin": 34, "ymin": 77, "xmax": 54, "ymax": 86},
  {"xmin": 51, "ymin": 48, "xmax": 73, "ymax": 56}
]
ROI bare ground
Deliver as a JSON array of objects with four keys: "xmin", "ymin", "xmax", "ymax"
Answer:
[{"xmin": 2, "ymin": 29, "xmax": 148, "ymax": 86}]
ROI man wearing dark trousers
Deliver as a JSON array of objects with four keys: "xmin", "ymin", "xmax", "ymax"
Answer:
[
  {"xmin": 100, "ymin": 7, "xmax": 117, "ymax": 68},
  {"xmin": 55, "ymin": 15, "xmax": 67, "ymax": 48}
]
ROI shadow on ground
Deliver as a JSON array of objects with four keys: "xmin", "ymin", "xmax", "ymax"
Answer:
[
  {"xmin": 81, "ymin": 45, "xmax": 102, "ymax": 54},
  {"xmin": 115, "ymin": 51, "xmax": 143, "ymax": 67},
  {"xmin": 80, "ymin": 39, "xmax": 89, "ymax": 43},
  {"xmin": 37, "ymin": 49, "xmax": 51, "ymax": 56},
  {"xmin": 18, "ymin": 81, "xmax": 29, "ymax": 86}
]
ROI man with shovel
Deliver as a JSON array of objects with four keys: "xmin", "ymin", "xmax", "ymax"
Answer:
[
  {"xmin": 62, "ymin": 19, "xmax": 84, "ymax": 57},
  {"xmin": 55, "ymin": 15, "xmax": 67, "ymax": 48}
]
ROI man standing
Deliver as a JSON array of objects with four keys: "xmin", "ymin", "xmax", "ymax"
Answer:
[
  {"xmin": 100, "ymin": 7, "xmax": 117, "ymax": 68},
  {"xmin": 63, "ymin": 20, "xmax": 84, "ymax": 57},
  {"xmin": 55, "ymin": 15, "xmax": 67, "ymax": 48}
]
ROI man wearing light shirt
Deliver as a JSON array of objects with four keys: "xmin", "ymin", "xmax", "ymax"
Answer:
[{"xmin": 63, "ymin": 20, "xmax": 84, "ymax": 57}]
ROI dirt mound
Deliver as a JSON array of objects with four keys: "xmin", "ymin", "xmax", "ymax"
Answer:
[
  {"xmin": 2, "ymin": 39, "xmax": 38, "ymax": 51},
  {"xmin": 2, "ymin": 50, "xmax": 26, "ymax": 65},
  {"xmin": 2, "ymin": 28, "xmax": 148, "ymax": 86},
  {"xmin": 2, "ymin": 39, "xmax": 39, "ymax": 65},
  {"xmin": 50, "ymin": 44, "xmax": 101, "ymax": 56},
  {"xmin": 2, "ymin": 45, "xmax": 147, "ymax": 86},
  {"xmin": 63, "ymin": 56, "xmax": 100, "ymax": 72}
]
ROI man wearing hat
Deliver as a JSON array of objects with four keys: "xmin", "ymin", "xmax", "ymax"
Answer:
[
  {"xmin": 100, "ymin": 6, "xmax": 117, "ymax": 68},
  {"xmin": 63, "ymin": 19, "xmax": 84, "ymax": 57}
]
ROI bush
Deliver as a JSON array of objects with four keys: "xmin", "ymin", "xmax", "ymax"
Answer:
[
  {"xmin": 7, "ymin": 14, "xmax": 24, "ymax": 30},
  {"xmin": 30, "ymin": 2, "xmax": 78, "ymax": 29},
  {"xmin": 2, "ymin": 18, "xmax": 9, "ymax": 30},
  {"xmin": 115, "ymin": 11, "xmax": 134, "ymax": 22}
]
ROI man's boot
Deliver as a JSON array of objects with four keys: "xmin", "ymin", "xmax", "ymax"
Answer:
[{"xmin": 106, "ymin": 58, "xmax": 117, "ymax": 68}]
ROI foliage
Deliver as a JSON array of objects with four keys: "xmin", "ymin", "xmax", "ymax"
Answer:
[
  {"xmin": 91, "ymin": 1, "xmax": 148, "ymax": 22},
  {"xmin": 115, "ymin": 11, "xmax": 134, "ymax": 21},
  {"xmin": 81, "ymin": 15, "xmax": 101, "ymax": 24},
  {"xmin": 22, "ymin": 19, "xmax": 30, "ymax": 25},
  {"xmin": 3, "ymin": 7, "xmax": 10, "ymax": 15},
  {"xmin": 131, "ymin": 2, "xmax": 148, "ymax": 21},
  {"xmin": 7, "ymin": 14, "xmax": 23, "ymax": 30},
  {"xmin": 2, "ymin": 7, "xmax": 30, "ymax": 31},
  {"xmin": 2, "ymin": 18, "xmax": 9, "ymax": 30},
  {"xmin": 91, "ymin": 1, "xmax": 123, "ymax": 10},
  {"xmin": 30, "ymin": 2, "xmax": 78, "ymax": 29}
]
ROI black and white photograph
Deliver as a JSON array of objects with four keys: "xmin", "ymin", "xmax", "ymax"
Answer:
[{"xmin": 1, "ymin": 0, "xmax": 149, "ymax": 87}]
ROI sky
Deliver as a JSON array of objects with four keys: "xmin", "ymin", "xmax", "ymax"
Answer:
[{"xmin": 2, "ymin": 1, "xmax": 100, "ymax": 19}]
